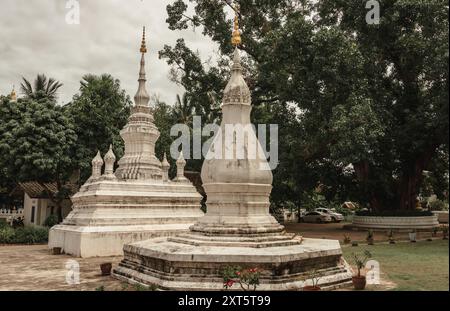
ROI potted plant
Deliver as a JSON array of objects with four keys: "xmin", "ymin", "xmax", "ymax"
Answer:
[
  {"xmin": 351, "ymin": 250, "xmax": 372, "ymax": 290},
  {"xmin": 388, "ymin": 229, "xmax": 395, "ymax": 244},
  {"xmin": 303, "ymin": 269, "xmax": 322, "ymax": 291},
  {"xmin": 442, "ymin": 226, "xmax": 449, "ymax": 240},
  {"xmin": 432, "ymin": 227, "xmax": 438, "ymax": 237},
  {"xmin": 343, "ymin": 234, "xmax": 351, "ymax": 245},
  {"xmin": 52, "ymin": 247, "xmax": 62, "ymax": 255},
  {"xmin": 366, "ymin": 230, "xmax": 374, "ymax": 245},
  {"xmin": 100, "ymin": 262, "xmax": 112, "ymax": 276},
  {"xmin": 409, "ymin": 229, "xmax": 417, "ymax": 242}
]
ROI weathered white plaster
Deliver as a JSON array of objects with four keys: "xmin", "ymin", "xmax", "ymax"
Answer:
[{"xmin": 48, "ymin": 30, "xmax": 203, "ymax": 257}]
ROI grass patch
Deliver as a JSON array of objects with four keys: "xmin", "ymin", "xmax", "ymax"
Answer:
[{"xmin": 342, "ymin": 240, "xmax": 449, "ymax": 291}]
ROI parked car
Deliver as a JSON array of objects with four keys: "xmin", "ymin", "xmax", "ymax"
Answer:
[
  {"xmin": 300, "ymin": 211, "xmax": 333, "ymax": 223},
  {"xmin": 315, "ymin": 208, "xmax": 345, "ymax": 223}
]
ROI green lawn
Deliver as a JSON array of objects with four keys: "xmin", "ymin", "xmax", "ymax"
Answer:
[{"xmin": 342, "ymin": 240, "xmax": 449, "ymax": 291}]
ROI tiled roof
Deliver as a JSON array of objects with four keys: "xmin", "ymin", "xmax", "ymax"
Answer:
[{"xmin": 17, "ymin": 182, "xmax": 77, "ymax": 199}]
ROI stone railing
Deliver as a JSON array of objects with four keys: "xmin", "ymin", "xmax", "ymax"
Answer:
[
  {"xmin": 0, "ymin": 209, "xmax": 24, "ymax": 225},
  {"xmin": 352, "ymin": 215, "xmax": 439, "ymax": 230},
  {"xmin": 0, "ymin": 209, "xmax": 24, "ymax": 216}
]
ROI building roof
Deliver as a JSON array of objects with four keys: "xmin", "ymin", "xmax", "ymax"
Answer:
[{"xmin": 12, "ymin": 182, "xmax": 77, "ymax": 199}]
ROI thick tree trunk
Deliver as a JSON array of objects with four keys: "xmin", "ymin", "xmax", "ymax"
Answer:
[
  {"xmin": 398, "ymin": 148, "xmax": 436, "ymax": 210},
  {"xmin": 56, "ymin": 203, "xmax": 63, "ymax": 223},
  {"xmin": 353, "ymin": 161, "xmax": 381, "ymax": 211}
]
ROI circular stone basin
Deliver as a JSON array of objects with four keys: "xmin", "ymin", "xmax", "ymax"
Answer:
[{"xmin": 351, "ymin": 215, "xmax": 439, "ymax": 230}]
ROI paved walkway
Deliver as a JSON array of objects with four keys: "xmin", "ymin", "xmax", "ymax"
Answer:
[{"xmin": 0, "ymin": 245, "xmax": 123, "ymax": 291}]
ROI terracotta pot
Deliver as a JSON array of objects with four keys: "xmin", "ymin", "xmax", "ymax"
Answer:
[
  {"xmin": 52, "ymin": 247, "xmax": 62, "ymax": 255},
  {"xmin": 100, "ymin": 263, "xmax": 112, "ymax": 276},
  {"xmin": 352, "ymin": 276, "xmax": 366, "ymax": 290},
  {"xmin": 303, "ymin": 286, "xmax": 321, "ymax": 291}
]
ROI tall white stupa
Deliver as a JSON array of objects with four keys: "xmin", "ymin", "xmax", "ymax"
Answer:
[
  {"xmin": 48, "ymin": 28, "xmax": 204, "ymax": 258},
  {"xmin": 113, "ymin": 14, "xmax": 352, "ymax": 290}
]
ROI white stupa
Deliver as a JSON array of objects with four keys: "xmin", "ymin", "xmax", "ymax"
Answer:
[
  {"xmin": 48, "ymin": 28, "xmax": 204, "ymax": 258},
  {"xmin": 113, "ymin": 15, "xmax": 352, "ymax": 290}
]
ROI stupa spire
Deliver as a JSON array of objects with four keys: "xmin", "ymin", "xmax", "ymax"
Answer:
[
  {"xmin": 222, "ymin": 5, "xmax": 251, "ymax": 106},
  {"xmin": 114, "ymin": 27, "xmax": 163, "ymax": 181},
  {"xmin": 134, "ymin": 26, "xmax": 150, "ymax": 107},
  {"xmin": 231, "ymin": 4, "xmax": 242, "ymax": 47},
  {"xmin": 10, "ymin": 85, "xmax": 17, "ymax": 102}
]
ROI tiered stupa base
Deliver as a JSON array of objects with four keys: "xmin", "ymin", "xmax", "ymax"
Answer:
[
  {"xmin": 113, "ymin": 230, "xmax": 353, "ymax": 290},
  {"xmin": 49, "ymin": 180, "xmax": 203, "ymax": 257}
]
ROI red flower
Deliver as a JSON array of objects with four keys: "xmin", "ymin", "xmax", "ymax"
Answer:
[{"xmin": 226, "ymin": 280, "xmax": 235, "ymax": 287}]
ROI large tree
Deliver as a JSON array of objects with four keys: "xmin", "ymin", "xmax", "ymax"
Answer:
[
  {"xmin": 65, "ymin": 74, "xmax": 132, "ymax": 183},
  {"xmin": 161, "ymin": 0, "xmax": 448, "ymax": 211},
  {"xmin": 0, "ymin": 97, "xmax": 77, "ymax": 221}
]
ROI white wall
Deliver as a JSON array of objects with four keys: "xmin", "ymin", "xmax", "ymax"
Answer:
[{"xmin": 23, "ymin": 193, "xmax": 72, "ymax": 226}]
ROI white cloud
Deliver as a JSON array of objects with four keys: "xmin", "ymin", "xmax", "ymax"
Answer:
[{"xmin": 0, "ymin": 0, "xmax": 218, "ymax": 105}]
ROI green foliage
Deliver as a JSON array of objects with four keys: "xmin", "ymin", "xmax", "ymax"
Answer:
[
  {"xmin": 0, "ymin": 226, "xmax": 49, "ymax": 244},
  {"xmin": 0, "ymin": 96, "xmax": 77, "ymax": 221},
  {"xmin": 429, "ymin": 199, "xmax": 449, "ymax": 211},
  {"xmin": 43, "ymin": 214, "xmax": 59, "ymax": 227},
  {"xmin": 65, "ymin": 74, "xmax": 132, "ymax": 183},
  {"xmin": 13, "ymin": 226, "xmax": 49, "ymax": 244},
  {"xmin": 0, "ymin": 98, "xmax": 77, "ymax": 183},
  {"xmin": 20, "ymin": 74, "xmax": 63, "ymax": 102},
  {"xmin": 222, "ymin": 266, "xmax": 260, "ymax": 291},
  {"xmin": 162, "ymin": 0, "xmax": 449, "ymax": 211},
  {"xmin": 351, "ymin": 250, "xmax": 372, "ymax": 277},
  {"xmin": 0, "ymin": 226, "xmax": 15, "ymax": 244}
]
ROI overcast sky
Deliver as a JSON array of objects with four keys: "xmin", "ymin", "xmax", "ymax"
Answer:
[{"xmin": 0, "ymin": 0, "xmax": 219, "ymax": 105}]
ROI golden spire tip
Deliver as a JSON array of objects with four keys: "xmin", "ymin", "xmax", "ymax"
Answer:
[
  {"xmin": 231, "ymin": 4, "xmax": 242, "ymax": 47},
  {"xmin": 140, "ymin": 26, "xmax": 147, "ymax": 54}
]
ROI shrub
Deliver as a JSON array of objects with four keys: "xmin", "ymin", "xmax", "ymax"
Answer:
[
  {"xmin": 355, "ymin": 210, "xmax": 433, "ymax": 217},
  {"xmin": 222, "ymin": 266, "xmax": 260, "ymax": 291},
  {"xmin": 0, "ymin": 226, "xmax": 15, "ymax": 244},
  {"xmin": 429, "ymin": 200, "xmax": 449, "ymax": 211},
  {"xmin": 12, "ymin": 226, "xmax": 49, "ymax": 244},
  {"xmin": 12, "ymin": 217, "xmax": 24, "ymax": 229},
  {"xmin": 43, "ymin": 214, "xmax": 59, "ymax": 227},
  {"xmin": 0, "ymin": 219, "xmax": 8, "ymax": 229}
]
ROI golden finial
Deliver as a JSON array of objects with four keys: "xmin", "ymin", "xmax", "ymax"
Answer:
[
  {"xmin": 140, "ymin": 26, "xmax": 147, "ymax": 54},
  {"xmin": 10, "ymin": 85, "xmax": 17, "ymax": 101},
  {"xmin": 231, "ymin": 4, "xmax": 242, "ymax": 47}
]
